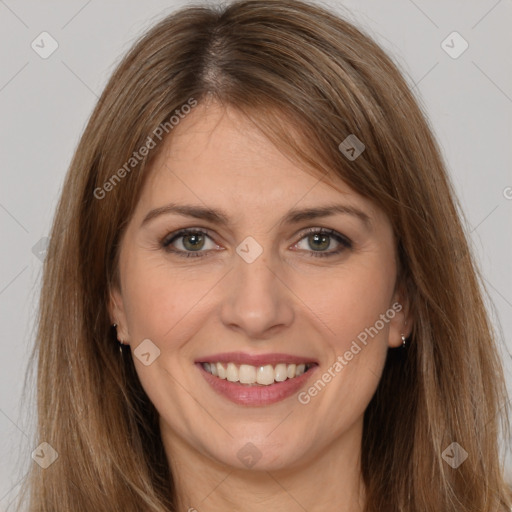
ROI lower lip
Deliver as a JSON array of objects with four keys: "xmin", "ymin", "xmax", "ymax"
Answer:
[{"xmin": 196, "ymin": 363, "xmax": 318, "ymax": 406}]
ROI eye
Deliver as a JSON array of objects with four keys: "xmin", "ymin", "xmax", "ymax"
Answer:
[
  {"xmin": 161, "ymin": 227, "xmax": 352, "ymax": 259},
  {"xmin": 292, "ymin": 227, "xmax": 352, "ymax": 258},
  {"xmin": 161, "ymin": 228, "xmax": 220, "ymax": 258}
]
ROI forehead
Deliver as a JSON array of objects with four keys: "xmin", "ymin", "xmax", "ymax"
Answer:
[{"xmin": 137, "ymin": 102, "xmax": 376, "ymax": 218}]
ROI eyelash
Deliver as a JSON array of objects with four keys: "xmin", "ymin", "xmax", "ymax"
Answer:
[{"xmin": 161, "ymin": 227, "xmax": 353, "ymax": 259}]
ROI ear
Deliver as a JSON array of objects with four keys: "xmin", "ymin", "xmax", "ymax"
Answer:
[
  {"xmin": 108, "ymin": 285, "xmax": 130, "ymax": 345},
  {"xmin": 387, "ymin": 284, "xmax": 413, "ymax": 349}
]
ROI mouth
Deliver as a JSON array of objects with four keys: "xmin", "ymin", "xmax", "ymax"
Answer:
[
  {"xmin": 200, "ymin": 361, "xmax": 316, "ymax": 386},
  {"xmin": 195, "ymin": 352, "xmax": 319, "ymax": 406}
]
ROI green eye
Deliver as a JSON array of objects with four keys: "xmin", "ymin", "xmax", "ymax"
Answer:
[
  {"xmin": 293, "ymin": 228, "xmax": 352, "ymax": 258},
  {"xmin": 162, "ymin": 229, "xmax": 216, "ymax": 258},
  {"xmin": 161, "ymin": 227, "xmax": 352, "ymax": 259}
]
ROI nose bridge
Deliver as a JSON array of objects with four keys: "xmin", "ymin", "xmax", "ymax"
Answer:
[{"xmin": 219, "ymin": 236, "xmax": 294, "ymax": 337}]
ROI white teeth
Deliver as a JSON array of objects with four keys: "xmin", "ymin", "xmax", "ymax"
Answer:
[
  {"xmin": 217, "ymin": 363, "xmax": 227, "ymax": 379},
  {"xmin": 274, "ymin": 363, "xmax": 288, "ymax": 382},
  {"xmin": 226, "ymin": 362, "xmax": 238, "ymax": 382},
  {"xmin": 256, "ymin": 365, "xmax": 275, "ymax": 385},
  {"xmin": 239, "ymin": 364, "xmax": 256, "ymax": 384},
  {"xmin": 201, "ymin": 361, "xmax": 313, "ymax": 386}
]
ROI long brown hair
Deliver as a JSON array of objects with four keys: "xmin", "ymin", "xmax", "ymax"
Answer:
[{"xmin": 18, "ymin": 0, "xmax": 512, "ymax": 510}]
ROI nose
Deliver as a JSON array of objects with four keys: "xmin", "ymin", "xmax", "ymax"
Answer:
[{"xmin": 219, "ymin": 245, "xmax": 295, "ymax": 340}]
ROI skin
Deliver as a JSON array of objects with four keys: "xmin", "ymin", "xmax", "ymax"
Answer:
[{"xmin": 109, "ymin": 101, "xmax": 412, "ymax": 511}]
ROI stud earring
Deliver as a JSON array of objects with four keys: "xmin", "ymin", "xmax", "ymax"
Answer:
[
  {"xmin": 112, "ymin": 323, "xmax": 124, "ymax": 354},
  {"xmin": 401, "ymin": 334, "xmax": 407, "ymax": 349}
]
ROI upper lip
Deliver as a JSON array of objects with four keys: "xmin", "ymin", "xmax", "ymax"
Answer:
[{"xmin": 195, "ymin": 351, "xmax": 318, "ymax": 367}]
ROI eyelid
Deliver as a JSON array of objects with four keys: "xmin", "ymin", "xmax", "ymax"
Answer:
[
  {"xmin": 161, "ymin": 227, "xmax": 219, "ymax": 250},
  {"xmin": 161, "ymin": 226, "xmax": 353, "ymax": 258},
  {"xmin": 290, "ymin": 227, "xmax": 352, "ymax": 258},
  {"xmin": 295, "ymin": 226, "xmax": 352, "ymax": 247}
]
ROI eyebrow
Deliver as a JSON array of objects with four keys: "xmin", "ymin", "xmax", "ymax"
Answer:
[{"xmin": 141, "ymin": 202, "xmax": 372, "ymax": 229}]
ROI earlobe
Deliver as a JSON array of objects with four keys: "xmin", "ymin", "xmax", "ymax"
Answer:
[
  {"xmin": 400, "ymin": 303, "xmax": 413, "ymax": 339},
  {"xmin": 108, "ymin": 287, "xmax": 130, "ymax": 344},
  {"xmin": 388, "ymin": 292, "xmax": 413, "ymax": 349}
]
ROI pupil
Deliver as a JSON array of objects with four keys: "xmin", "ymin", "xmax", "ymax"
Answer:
[
  {"xmin": 184, "ymin": 233, "xmax": 204, "ymax": 251},
  {"xmin": 181, "ymin": 233, "xmax": 330, "ymax": 252},
  {"xmin": 310, "ymin": 233, "xmax": 329, "ymax": 251}
]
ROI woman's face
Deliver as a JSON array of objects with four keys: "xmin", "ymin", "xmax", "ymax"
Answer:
[{"xmin": 110, "ymin": 102, "xmax": 407, "ymax": 473}]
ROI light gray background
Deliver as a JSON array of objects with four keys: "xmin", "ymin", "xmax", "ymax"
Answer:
[{"xmin": 1, "ymin": 0, "xmax": 511, "ymax": 508}]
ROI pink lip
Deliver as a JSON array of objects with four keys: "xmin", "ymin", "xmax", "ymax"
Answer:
[
  {"xmin": 196, "ymin": 361, "xmax": 319, "ymax": 407},
  {"xmin": 194, "ymin": 351, "xmax": 318, "ymax": 367}
]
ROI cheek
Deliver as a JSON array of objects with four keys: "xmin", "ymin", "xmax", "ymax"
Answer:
[
  {"xmin": 297, "ymin": 265, "xmax": 395, "ymax": 430},
  {"xmin": 121, "ymin": 252, "xmax": 177, "ymax": 340},
  {"xmin": 297, "ymin": 257, "xmax": 396, "ymax": 350},
  {"xmin": 121, "ymin": 252, "xmax": 217, "ymax": 344},
  {"xmin": 120, "ymin": 256, "xmax": 209, "ymax": 416}
]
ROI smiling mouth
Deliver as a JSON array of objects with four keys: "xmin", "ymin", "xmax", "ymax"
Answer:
[{"xmin": 200, "ymin": 362, "xmax": 316, "ymax": 386}]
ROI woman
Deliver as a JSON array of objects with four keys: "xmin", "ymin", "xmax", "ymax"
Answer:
[{"xmin": 19, "ymin": 0, "xmax": 512, "ymax": 510}]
